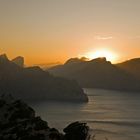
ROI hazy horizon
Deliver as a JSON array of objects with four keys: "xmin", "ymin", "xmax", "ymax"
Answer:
[{"xmin": 2, "ymin": 53, "xmax": 140, "ymax": 67}]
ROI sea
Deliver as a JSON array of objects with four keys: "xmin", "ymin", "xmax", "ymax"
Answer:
[{"xmin": 31, "ymin": 88, "xmax": 140, "ymax": 140}]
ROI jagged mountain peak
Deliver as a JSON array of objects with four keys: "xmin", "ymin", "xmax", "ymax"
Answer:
[
  {"xmin": 65, "ymin": 57, "xmax": 86, "ymax": 65},
  {"xmin": 12, "ymin": 56, "xmax": 24, "ymax": 67},
  {"xmin": 0, "ymin": 54, "xmax": 9, "ymax": 61}
]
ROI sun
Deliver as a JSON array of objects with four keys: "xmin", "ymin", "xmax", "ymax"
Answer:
[{"xmin": 85, "ymin": 49, "xmax": 117, "ymax": 63}]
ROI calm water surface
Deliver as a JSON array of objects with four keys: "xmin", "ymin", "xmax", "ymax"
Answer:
[{"xmin": 31, "ymin": 88, "xmax": 140, "ymax": 140}]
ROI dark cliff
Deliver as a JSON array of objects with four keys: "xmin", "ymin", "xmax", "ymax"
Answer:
[{"xmin": 0, "ymin": 54, "xmax": 88, "ymax": 102}]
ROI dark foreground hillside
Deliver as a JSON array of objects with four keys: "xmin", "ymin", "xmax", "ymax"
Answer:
[{"xmin": 0, "ymin": 94, "xmax": 90, "ymax": 140}]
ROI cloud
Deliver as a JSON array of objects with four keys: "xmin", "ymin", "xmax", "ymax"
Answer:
[
  {"xmin": 94, "ymin": 36, "xmax": 113, "ymax": 40},
  {"xmin": 128, "ymin": 36, "xmax": 140, "ymax": 39}
]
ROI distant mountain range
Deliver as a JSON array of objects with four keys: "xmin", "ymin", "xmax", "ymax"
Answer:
[
  {"xmin": 117, "ymin": 58, "xmax": 140, "ymax": 78},
  {"xmin": 34, "ymin": 62, "xmax": 61, "ymax": 69},
  {"xmin": 0, "ymin": 54, "xmax": 88, "ymax": 102},
  {"xmin": 48, "ymin": 57, "xmax": 140, "ymax": 92}
]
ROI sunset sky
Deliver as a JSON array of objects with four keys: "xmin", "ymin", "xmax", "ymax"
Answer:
[{"xmin": 0, "ymin": 0, "xmax": 140, "ymax": 65}]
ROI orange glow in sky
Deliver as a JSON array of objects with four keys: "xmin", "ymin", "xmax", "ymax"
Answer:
[
  {"xmin": 0, "ymin": 0, "xmax": 140, "ymax": 65},
  {"xmin": 84, "ymin": 49, "xmax": 118, "ymax": 63}
]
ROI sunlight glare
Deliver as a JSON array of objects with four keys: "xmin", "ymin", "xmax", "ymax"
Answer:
[{"xmin": 85, "ymin": 49, "xmax": 118, "ymax": 63}]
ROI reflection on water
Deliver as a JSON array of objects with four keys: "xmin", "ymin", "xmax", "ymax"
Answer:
[{"xmin": 31, "ymin": 88, "xmax": 140, "ymax": 140}]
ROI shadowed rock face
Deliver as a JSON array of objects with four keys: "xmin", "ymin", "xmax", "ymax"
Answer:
[
  {"xmin": 64, "ymin": 121, "xmax": 90, "ymax": 140},
  {"xmin": 0, "ymin": 95, "xmax": 90, "ymax": 140},
  {"xmin": 12, "ymin": 56, "xmax": 24, "ymax": 67},
  {"xmin": 0, "ymin": 54, "xmax": 88, "ymax": 102},
  {"xmin": 48, "ymin": 57, "xmax": 140, "ymax": 92}
]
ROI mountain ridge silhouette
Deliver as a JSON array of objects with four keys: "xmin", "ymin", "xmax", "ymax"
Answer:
[
  {"xmin": 48, "ymin": 57, "xmax": 140, "ymax": 92},
  {"xmin": 0, "ymin": 54, "xmax": 88, "ymax": 102}
]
